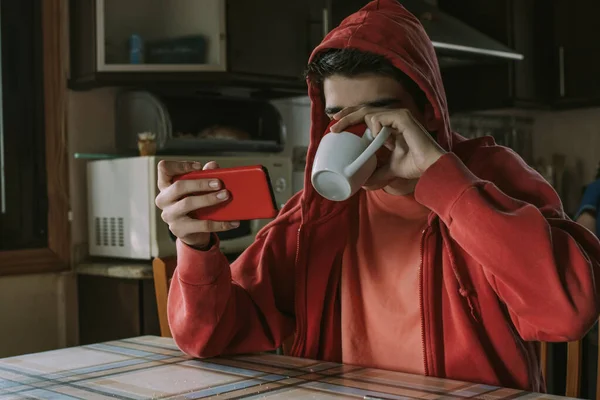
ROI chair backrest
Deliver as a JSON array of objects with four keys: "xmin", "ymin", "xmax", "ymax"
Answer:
[
  {"xmin": 540, "ymin": 338, "xmax": 599, "ymax": 398},
  {"xmin": 152, "ymin": 257, "xmax": 177, "ymax": 338}
]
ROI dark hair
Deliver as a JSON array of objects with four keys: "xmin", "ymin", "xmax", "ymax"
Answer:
[{"xmin": 305, "ymin": 48, "xmax": 429, "ymax": 112}]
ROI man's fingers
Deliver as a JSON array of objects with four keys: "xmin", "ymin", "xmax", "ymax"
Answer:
[
  {"xmin": 174, "ymin": 190, "xmax": 230, "ymax": 217},
  {"xmin": 330, "ymin": 111, "xmax": 367, "ymax": 133},
  {"xmin": 157, "ymin": 160, "xmax": 202, "ymax": 190},
  {"xmin": 203, "ymin": 161, "xmax": 220, "ymax": 170},
  {"xmin": 331, "ymin": 106, "xmax": 358, "ymax": 121},
  {"xmin": 155, "ymin": 179, "xmax": 223, "ymax": 209},
  {"xmin": 330, "ymin": 107, "xmax": 396, "ymax": 133}
]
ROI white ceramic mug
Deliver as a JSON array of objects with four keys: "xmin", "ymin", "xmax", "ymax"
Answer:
[{"xmin": 311, "ymin": 126, "xmax": 392, "ymax": 201}]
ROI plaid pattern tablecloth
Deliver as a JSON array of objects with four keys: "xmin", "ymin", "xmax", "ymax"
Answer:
[{"xmin": 0, "ymin": 336, "xmax": 573, "ymax": 399}]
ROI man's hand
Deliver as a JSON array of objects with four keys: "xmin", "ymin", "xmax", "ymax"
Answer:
[
  {"xmin": 330, "ymin": 108, "xmax": 445, "ymax": 185},
  {"xmin": 154, "ymin": 160, "xmax": 239, "ymax": 248}
]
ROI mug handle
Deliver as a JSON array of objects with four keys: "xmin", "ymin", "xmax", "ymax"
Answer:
[{"xmin": 344, "ymin": 127, "xmax": 392, "ymax": 177}]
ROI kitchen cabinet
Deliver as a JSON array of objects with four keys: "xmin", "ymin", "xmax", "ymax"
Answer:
[
  {"xmin": 78, "ymin": 274, "xmax": 160, "ymax": 345},
  {"xmin": 69, "ymin": 0, "xmax": 312, "ymax": 93},
  {"xmin": 322, "ymin": 0, "xmax": 555, "ymax": 112},
  {"xmin": 227, "ymin": 0, "xmax": 309, "ymax": 79},
  {"xmin": 438, "ymin": 0, "xmax": 554, "ymax": 112},
  {"xmin": 330, "ymin": 0, "xmax": 365, "ymax": 27},
  {"xmin": 439, "ymin": 0, "xmax": 600, "ymax": 111},
  {"xmin": 552, "ymin": 0, "xmax": 600, "ymax": 107}
]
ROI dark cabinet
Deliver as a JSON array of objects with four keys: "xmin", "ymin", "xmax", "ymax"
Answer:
[
  {"xmin": 69, "ymin": 0, "xmax": 312, "ymax": 93},
  {"xmin": 438, "ymin": 0, "xmax": 554, "ymax": 112},
  {"xmin": 439, "ymin": 0, "xmax": 600, "ymax": 112},
  {"xmin": 324, "ymin": 0, "xmax": 556, "ymax": 112},
  {"xmin": 552, "ymin": 0, "xmax": 600, "ymax": 107},
  {"xmin": 78, "ymin": 275, "xmax": 160, "ymax": 345},
  {"xmin": 330, "ymin": 0, "xmax": 367, "ymax": 27},
  {"xmin": 227, "ymin": 0, "xmax": 309, "ymax": 79}
]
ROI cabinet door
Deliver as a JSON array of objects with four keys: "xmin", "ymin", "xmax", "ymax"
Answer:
[
  {"xmin": 553, "ymin": 0, "xmax": 600, "ymax": 106},
  {"xmin": 330, "ymin": 0, "xmax": 368, "ymax": 28},
  {"xmin": 439, "ymin": 0, "xmax": 552, "ymax": 111},
  {"xmin": 227, "ymin": 0, "xmax": 310, "ymax": 80},
  {"xmin": 97, "ymin": 0, "xmax": 226, "ymax": 72},
  {"xmin": 308, "ymin": 0, "xmax": 329, "ymax": 56},
  {"xmin": 511, "ymin": 0, "xmax": 554, "ymax": 105}
]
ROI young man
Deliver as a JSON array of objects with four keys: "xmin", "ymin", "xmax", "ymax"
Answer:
[{"xmin": 154, "ymin": 0, "xmax": 600, "ymax": 392}]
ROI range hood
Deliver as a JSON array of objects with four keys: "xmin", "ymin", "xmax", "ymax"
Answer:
[{"xmin": 401, "ymin": 0, "xmax": 524, "ymax": 66}]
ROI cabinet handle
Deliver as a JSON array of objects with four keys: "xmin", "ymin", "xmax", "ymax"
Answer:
[
  {"xmin": 322, "ymin": 7, "xmax": 330, "ymax": 38},
  {"xmin": 558, "ymin": 46, "xmax": 565, "ymax": 97}
]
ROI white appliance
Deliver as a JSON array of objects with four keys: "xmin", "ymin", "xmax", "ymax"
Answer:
[{"xmin": 87, "ymin": 155, "xmax": 293, "ymax": 259}]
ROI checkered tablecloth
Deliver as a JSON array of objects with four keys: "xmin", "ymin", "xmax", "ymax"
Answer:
[{"xmin": 0, "ymin": 336, "xmax": 574, "ymax": 399}]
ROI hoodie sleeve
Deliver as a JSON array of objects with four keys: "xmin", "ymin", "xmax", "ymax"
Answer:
[
  {"xmin": 415, "ymin": 150, "xmax": 600, "ymax": 342},
  {"xmin": 167, "ymin": 215, "xmax": 298, "ymax": 358}
]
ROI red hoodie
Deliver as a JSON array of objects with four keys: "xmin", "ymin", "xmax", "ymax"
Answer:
[{"xmin": 168, "ymin": 0, "xmax": 600, "ymax": 392}]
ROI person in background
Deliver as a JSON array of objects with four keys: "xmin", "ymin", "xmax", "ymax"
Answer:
[{"xmin": 155, "ymin": 0, "xmax": 600, "ymax": 393}]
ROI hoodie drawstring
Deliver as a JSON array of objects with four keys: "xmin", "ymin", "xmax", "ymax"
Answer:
[{"xmin": 440, "ymin": 225, "xmax": 481, "ymax": 323}]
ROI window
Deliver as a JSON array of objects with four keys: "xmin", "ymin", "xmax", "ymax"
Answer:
[
  {"xmin": 0, "ymin": 0, "xmax": 47, "ymax": 251},
  {"xmin": 0, "ymin": 0, "xmax": 69, "ymax": 275}
]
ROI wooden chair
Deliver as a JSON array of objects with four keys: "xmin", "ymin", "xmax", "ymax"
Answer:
[
  {"xmin": 152, "ymin": 257, "xmax": 177, "ymax": 338},
  {"xmin": 152, "ymin": 256, "xmax": 295, "ymax": 354},
  {"xmin": 540, "ymin": 335, "xmax": 600, "ymax": 398}
]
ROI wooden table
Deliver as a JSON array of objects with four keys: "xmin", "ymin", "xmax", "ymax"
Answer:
[{"xmin": 0, "ymin": 336, "xmax": 575, "ymax": 399}]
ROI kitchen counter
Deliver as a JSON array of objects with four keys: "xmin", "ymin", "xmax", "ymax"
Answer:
[{"xmin": 75, "ymin": 259, "xmax": 153, "ymax": 280}]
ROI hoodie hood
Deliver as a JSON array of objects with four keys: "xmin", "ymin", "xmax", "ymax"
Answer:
[{"xmin": 302, "ymin": 0, "xmax": 454, "ymax": 217}]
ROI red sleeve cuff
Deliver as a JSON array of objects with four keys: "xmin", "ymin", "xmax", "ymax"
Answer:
[
  {"xmin": 176, "ymin": 236, "xmax": 230, "ymax": 286},
  {"xmin": 415, "ymin": 153, "xmax": 483, "ymax": 224}
]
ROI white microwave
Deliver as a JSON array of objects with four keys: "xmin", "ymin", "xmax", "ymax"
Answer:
[{"xmin": 87, "ymin": 155, "xmax": 293, "ymax": 259}]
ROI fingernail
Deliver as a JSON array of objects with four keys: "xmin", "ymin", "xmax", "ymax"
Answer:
[
  {"xmin": 209, "ymin": 180, "xmax": 220, "ymax": 189},
  {"xmin": 229, "ymin": 221, "xmax": 240, "ymax": 228},
  {"xmin": 193, "ymin": 162, "xmax": 202, "ymax": 170},
  {"xmin": 216, "ymin": 190, "xmax": 229, "ymax": 200}
]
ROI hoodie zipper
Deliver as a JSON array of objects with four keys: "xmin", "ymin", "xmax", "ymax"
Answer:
[{"xmin": 419, "ymin": 226, "xmax": 430, "ymax": 376}]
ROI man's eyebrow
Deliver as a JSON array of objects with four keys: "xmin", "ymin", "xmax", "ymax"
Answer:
[{"xmin": 324, "ymin": 98, "xmax": 402, "ymax": 115}]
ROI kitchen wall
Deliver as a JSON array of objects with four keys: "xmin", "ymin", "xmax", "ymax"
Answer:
[
  {"xmin": 0, "ymin": 273, "xmax": 77, "ymax": 357},
  {"xmin": 532, "ymin": 107, "xmax": 600, "ymax": 215},
  {"xmin": 68, "ymin": 88, "xmax": 119, "ymax": 264}
]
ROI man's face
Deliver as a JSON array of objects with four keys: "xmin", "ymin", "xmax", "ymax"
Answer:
[
  {"xmin": 322, "ymin": 74, "xmax": 437, "ymax": 195},
  {"xmin": 323, "ymin": 74, "xmax": 426, "ymax": 125}
]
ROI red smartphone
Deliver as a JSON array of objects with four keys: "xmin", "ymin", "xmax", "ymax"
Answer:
[{"xmin": 173, "ymin": 165, "xmax": 279, "ymax": 221}]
